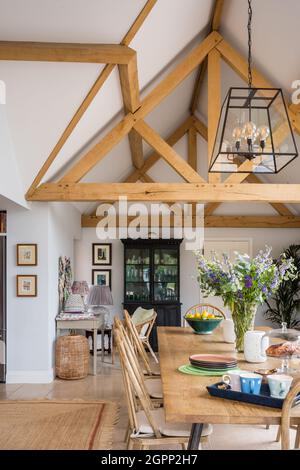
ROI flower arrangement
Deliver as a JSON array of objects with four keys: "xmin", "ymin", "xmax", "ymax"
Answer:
[{"xmin": 195, "ymin": 246, "xmax": 296, "ymax": 351}]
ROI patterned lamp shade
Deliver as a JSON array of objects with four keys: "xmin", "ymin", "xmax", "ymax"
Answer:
[
  {"xmin": 87, "ymin": 285, "xmax": 113, "ymax": 307},
  {"xmin": 64, "ymin": 293, "xmax": 85, "ymax": 313},
  {"xmin": 71, "ymin": 281, "xmax": 89, "ymax": 296}
]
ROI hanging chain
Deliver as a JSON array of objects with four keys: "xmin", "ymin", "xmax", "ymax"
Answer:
[{"xmin": 247, "ymin": 0, "xmax": 253, "ymax": 89}]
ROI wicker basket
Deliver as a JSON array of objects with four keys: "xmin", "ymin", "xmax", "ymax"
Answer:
[{"xmin": 55, "ymin": 334, "xmax": 90, "ymax": 380}]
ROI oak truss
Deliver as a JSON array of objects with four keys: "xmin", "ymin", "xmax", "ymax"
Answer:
[{"xmin": 3, "ymin": 0, "xmax": 299, "ymax": 227}]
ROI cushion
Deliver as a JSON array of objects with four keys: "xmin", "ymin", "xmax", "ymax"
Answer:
[
  {"xmin": 131, "ymin": 307, "xmax": 154, "ymax": 326},
  {"xmin": 145, "ymin": 378, "xmax": 163, "ymax": 399},
  {"xmin": 136, "ymin": 408, "xmax": 213, "ymax": 438}
]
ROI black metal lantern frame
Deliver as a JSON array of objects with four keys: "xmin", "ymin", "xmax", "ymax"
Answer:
[{"xmin": 209, "ymin": 87, "xmax": 298, "ymax": 174}]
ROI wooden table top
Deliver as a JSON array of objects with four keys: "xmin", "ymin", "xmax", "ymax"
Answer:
[{"xmin": 157, "ymin": 326, "xmax": 300, "ymax": 425}]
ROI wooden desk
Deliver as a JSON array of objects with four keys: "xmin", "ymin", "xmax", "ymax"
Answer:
[
  {"xmin": 157, "ymin": 326, "xmax": 300, "ymax": 450},
  {"xmin": 56, "ymin": 317, "xmax": 103, "ymax": 375}
]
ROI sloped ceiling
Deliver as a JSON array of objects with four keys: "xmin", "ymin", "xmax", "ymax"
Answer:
[{"xmin": 0, "ymin": 0, "xmax": 299, "ymax": 214}]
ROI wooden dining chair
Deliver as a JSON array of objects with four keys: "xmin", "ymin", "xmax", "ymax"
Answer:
[
  {"xmin": 278, "ymin": 378, "xmax": 300, "ymax": 450},
  {"xmin": 128, "ymin": 310, "xmax": 159, "ymax": 364},
  {"xmin": 114, "ymin": 324, "xmax": 212, "ymax": 450},
  {"xmin": 183, "ymin": 303, "xmax": 226, "ymax": 326},
  {"xmin": 124, "ymin": 310, "xmax": 160, "ymax": 377},
  {"xmin": 114, "ymin": 317, "xmax": 163, "ymax": 403}
]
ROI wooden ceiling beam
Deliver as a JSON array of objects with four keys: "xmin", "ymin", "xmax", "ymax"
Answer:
[
  {"xmin": 190, "ymin": 0, "xmax": 224, "ymax": 113},
  {"xmin": 188, "ymin": 127, "xmax": 197, "ymax": 171},
  {"xmin": 246, "ymin": 174, "xmax": 293, "ymax": 216},
  {"xmin": 25, "ymin": 0, "xmax": 157, "ymax": 197},
  {"xmin": 118, "ymin": 55, "xmax": 144, "ymax": 169},
  {"xmin": 134, "ymin": 120, "xmax": 205, "ymax": 183},
  {"xmin": 207, "ymin": 48, "xmax": 221, "ymax": 183},
  {"xmin": 28, "ymin": 183, "xmax": 300, "ymax": 203},
  {"xmin": 56, "ymin": 32, "xmax": 221, "ymax": 185},
  {"xmin": 81, "ymin": 214, "xmax": 300, "ymax": 229},
  {"xmin": 0, "ymin": 41, "xmax": 135, "ymax": 64},
  {"xmin": 126, "ymin": 116, "xmax": 193, "ymax": 182}
]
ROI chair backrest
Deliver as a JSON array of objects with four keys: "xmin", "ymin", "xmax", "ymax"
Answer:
[
  {"xmin": 136, "ymin": 312, "xmax": 157, "ymax": 340},
  {"xmin": 281, "ymin": 377, "xmax": 300, "ymax": 450},
  {"xmin": 183, "ymin": 303, "xmax": 226, "ymax": 326},
  {"xmin": 114, "ymin": 319, "xmax": 161, "ymax": 437},
  {"xmin": 124, "ymin": 310, "xmax": 152, "ymax": 375}
]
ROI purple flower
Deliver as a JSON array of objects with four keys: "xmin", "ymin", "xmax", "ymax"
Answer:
[{"xmin": 244, "ymin": 275, "xmax": 253, "ymax": 288}]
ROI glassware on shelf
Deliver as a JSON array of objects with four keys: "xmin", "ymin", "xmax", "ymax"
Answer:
[{"xmin": 264, "ymin": 322, "xmax": 300, "ymax": 374}]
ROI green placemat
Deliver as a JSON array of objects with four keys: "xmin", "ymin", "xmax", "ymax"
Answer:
[{"xmin": 178, "ymin": 364, "xmax": 240, "ymax": 376}]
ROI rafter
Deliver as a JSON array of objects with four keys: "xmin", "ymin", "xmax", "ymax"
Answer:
[
  {"xmin": 81, "ymin": 214, "xmax": 300, "ymax": 229},
  {"xmin": 190, "ymin": 0, "xmax": 224, "ymax": 113},
  {"xmin": 28, "ymin": 183, "xmax": 300, "ymax": 203},
  {"xmin": 134, "ymin": 120, "xmax": 205, "ymax": 183},
  {"xmin": 207, "ymin": 48, "xmax": 221, "ymax": 183},
  {"xmin": 0, "ymin": 41, "xmax": 135, "ymax": 64},
  {"xmin": 126, "ymin": 116, "xmax": 193, "ymax": 182},
  {"xmin": 118, "ymin": 54, "xmax": 144, "ymax": 169},
  {"xmin": 25, "ymin": 0, "xmax": 158, "ymax": 197},
  {"xmin": 58, "ymin": 32, "xmax": 221, "ymax": 185}
]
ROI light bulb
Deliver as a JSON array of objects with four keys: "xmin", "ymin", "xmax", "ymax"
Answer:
[
  {"xmin": 232, "ymin": 127, "xmax": 242, "ymax": 150},
  {"xmin": 257, "ymin": 125, "xmax": 270, "ymax": 150},
  {"xmin": 242, "ymin": 121, "xmax": 257, "ymax": 141},
  {"xmin": 258, "ymin": 125, "xmax": 270, "ymax": 141}
]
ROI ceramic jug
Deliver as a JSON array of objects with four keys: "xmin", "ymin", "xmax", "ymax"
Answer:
[{"xmin": 244, "ymin": 330, "xmax": 269, "ymax": 363}]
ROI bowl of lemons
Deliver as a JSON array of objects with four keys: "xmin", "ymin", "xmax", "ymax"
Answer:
[{"xmin": 184, "ymin": 310, "xmax": 223, "ymax": 335}]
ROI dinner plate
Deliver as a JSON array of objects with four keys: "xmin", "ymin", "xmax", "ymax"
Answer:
[
  {"xmin": 189, "ymin": 354, "xmax": 237, "ymax": 365},
  {"xmin": 190, "ymin": 360, "xmax": 237, "ymax": 370}
]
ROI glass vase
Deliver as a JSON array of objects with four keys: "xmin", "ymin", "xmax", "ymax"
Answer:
[{"xmin": 230, "ymin": 302, "xmax": 257, "ymax": 352}]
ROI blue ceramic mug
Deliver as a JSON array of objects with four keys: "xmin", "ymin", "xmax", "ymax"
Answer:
[{"xmin": 240, "ymin": 372, "xmax": 262, "ymax": 395}]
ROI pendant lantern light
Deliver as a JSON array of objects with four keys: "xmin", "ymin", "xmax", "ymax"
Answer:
[{"xmin": 209, "ymin": 0, "xmax": 298, "ymax": 174}]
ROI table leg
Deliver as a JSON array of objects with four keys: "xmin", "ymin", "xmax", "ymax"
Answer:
[
  {"xmin": 93, "ymin": 328, "xmax": 97, "ymax": 375},
  {"xmin": 101, "ymin": 328, "xmax": 105, "ymax": 362},
  {"xmin": 188, "ymin": 423, "xmax": 203, "ymax": 450}
]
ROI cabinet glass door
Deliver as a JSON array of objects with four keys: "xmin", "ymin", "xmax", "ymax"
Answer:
[
  {"xmin": 153, "ymin": 248, "xmax": 178, "ymax": 302},
  {"xmin": 125, "ymin": 248, "xmax": 150, "ymax": 302}
]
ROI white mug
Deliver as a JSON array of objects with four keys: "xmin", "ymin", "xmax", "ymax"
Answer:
[
  {"xmin": 222, "ymin": 370, "xmax": 248, "ymax": 391},
  {"xmin": 244, "ymin": 330, "xmax": 269, "ymax": 363},
  {"xmin": 267, "ymin": 374, "xmax": 293, "ymax": 399},
  {"xmin": 222, "ymin": 318, "xmax": 236, "ymax": 343}
]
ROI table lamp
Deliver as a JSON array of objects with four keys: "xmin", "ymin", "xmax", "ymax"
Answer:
[{"xmin": 87, "ymin": 285, "xmax": 113, "ymax": 327}]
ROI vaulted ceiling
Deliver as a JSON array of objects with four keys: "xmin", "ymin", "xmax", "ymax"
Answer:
[{"xmin": 0, "ymin": 0, "xmax": 300, "ymax": 215}]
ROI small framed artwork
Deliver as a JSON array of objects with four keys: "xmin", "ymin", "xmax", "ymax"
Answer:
[
  {"xmin": 92, "ymin": 269, "xmax": 111, "ymax": 289},
  {"xmin": 17, "ymin": 244, "xmax": 38, "ymax": 266},
  {"xmin": 92, "ymin": 243, "xmax": 112, "ymax": 266},
  {"xmin": 16, "ymin": 275, "xmax": 37, "ymax": 297}
]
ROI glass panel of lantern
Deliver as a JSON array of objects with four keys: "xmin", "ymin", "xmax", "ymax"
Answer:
[{"xmin": 209, "ymin": 87, "xmax": 298, "ymax": 174}]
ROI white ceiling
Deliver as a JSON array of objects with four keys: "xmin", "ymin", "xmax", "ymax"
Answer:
[{"xmin": 0, "ymin": 0, "xmax": 299, "ymax": 214}]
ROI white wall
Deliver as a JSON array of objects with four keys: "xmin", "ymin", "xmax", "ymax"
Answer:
[
  {"xmin": 0, "ymin": 198, "xmax": 81, "ymax": 383},
  {"xmin": 76, "ymin": 226, "xmax": 300, "ymax": 328}
]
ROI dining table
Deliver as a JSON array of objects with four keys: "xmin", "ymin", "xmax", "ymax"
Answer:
[{"xmin": 157, "ymin": 326, "xmax": 300, "ymax": 450}]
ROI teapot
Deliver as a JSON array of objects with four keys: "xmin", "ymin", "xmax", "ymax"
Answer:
[{"xmin": 244, "ymin": 330, "xmax": 269, "ymax": 363}]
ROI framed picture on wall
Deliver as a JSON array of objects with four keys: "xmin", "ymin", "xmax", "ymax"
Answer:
[
  {"xmin": 92, "ymin": 269, "xmax": 111, "ymax": 288},
  {"xmin": 17, "ymin": 244, "xmax": 38, "ymax": 266},
  {"xmin": 16, "ymin": 275, "xmax": 37, "ymax": 297},
  {"xmin": 92, "ymin": 243, "xmax": 112, "ymax": 266}
]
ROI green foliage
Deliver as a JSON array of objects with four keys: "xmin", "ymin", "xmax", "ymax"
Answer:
[{"xmin": 264, "ymin": 245, "xmax": 300, "ymax": 328}]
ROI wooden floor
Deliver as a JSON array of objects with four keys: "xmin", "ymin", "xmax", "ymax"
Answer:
[{"xmin": 0, "ymin": 355, "xmax": 297, "ymax": 450}]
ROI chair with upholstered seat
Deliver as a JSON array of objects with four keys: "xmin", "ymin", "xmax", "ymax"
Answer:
[{"xmin": 114, "ymin": 321, "xmax": 212, "ymax": 450}]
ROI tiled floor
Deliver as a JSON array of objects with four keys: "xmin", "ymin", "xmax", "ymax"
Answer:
[{"xmin": 0, "ymin": 356, "xmax": 296, "ymax": 450}]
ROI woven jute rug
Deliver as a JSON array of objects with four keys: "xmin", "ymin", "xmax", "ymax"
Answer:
[{"xmin": 0, "ymin": 400, "xmax": 119, "ymax": 450}]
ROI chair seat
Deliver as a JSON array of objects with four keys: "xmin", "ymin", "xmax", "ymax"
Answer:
[
  {"xmin": 136, "ymin": 408, "xmax": 213, "ymax": 438},
  {"xmin": 143, "ymin": 362, "xmax": 161, "ymax": 376},
  {"xmin": 145, "ymin": 378, "xmax": 163, "ymax": 399}
]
